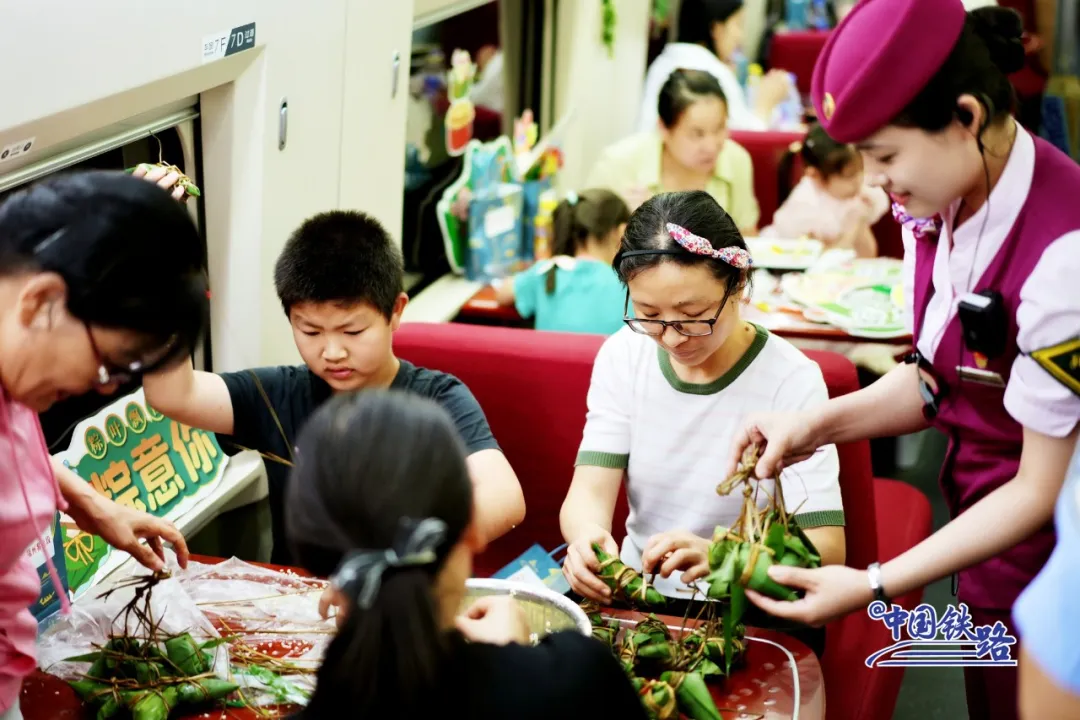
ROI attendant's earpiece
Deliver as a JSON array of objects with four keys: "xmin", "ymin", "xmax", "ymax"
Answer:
[{"xmin": 956, "ymin": 93, "xmax": 996, "ymax": 136}]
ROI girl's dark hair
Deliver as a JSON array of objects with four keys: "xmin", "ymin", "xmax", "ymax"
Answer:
[
  {"xmin": 0, "ymin": 171, "xmax": 207, "ymax": 372},
  {"xmin": 658, "ymin": 69, "xmax": 728, "ymax": 129},
  {"xmin": 892, "ymin": 7, "xmax": 1026, "ymax": 134},
  {"xmin": 286, "ymin": 390, "xmax": 473, "ymax": 719},
  {"xmin": 614, "ymin": 190, "xmax": 750, "ymax": 304},
  {"xmin": 546, "ymin": 189, "xmax": 630, "ymax": 293},
  {"xmin": 677, "ymin": 0, "xmax": 745, "ymax": 47},
  {"xmin": 778, "ymin": 123, "xmax": 860, "ymax": 204}
]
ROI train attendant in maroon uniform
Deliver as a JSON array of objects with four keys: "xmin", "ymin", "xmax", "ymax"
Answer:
[{"xmin": 665, "ymin": 0, "xmax": 1080, "ymax": 717}]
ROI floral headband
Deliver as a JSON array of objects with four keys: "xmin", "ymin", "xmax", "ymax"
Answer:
[{"xmin": 664, "ymin": 223, "xmax": 752, "ymax": 269}]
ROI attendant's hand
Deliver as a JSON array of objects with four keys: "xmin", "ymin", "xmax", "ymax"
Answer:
[
  {"xmin": 132, "ymin": 163, "xmax": 190, "ymax": 203},
  {"xmin": 562, "ymin": 527, "xmax": 619, "ymax": 604},
  {"xmin": 67, "ymin": 492, "xmax": 189, "ymax": 571},
  {"xmin": 456, "ymin": 596, "xmax": 531, "ymax": 645},
  {"xmin": 723, "ymin": 410, "xmax": 823, "ymax": 481},
  {"xmin": 641, "ymin": 530, "xmax": 711, "ymax": 585},
  {"xmin": 745, "ymin": 564, "xmax": 873, "ymax": 627}
]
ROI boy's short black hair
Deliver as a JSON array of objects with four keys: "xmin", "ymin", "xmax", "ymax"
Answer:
[{"xmin": 274, "ymin": 210, "xmax": 404, "ymax": 319}]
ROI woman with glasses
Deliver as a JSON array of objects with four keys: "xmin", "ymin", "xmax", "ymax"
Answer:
[
  {"xmin": 0, "ymin": 171, "xmax": 207, "ymax": 720},
  {"xmin": 558, "ymin": 190, "xmax": 845, "ymax": 654}
]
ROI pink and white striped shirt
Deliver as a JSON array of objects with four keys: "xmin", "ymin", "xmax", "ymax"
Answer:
[{"xmin": 0, "ymin": 390, "xmax": 66, "ymax": 713}]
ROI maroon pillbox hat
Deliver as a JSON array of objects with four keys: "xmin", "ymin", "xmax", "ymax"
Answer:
[{"xmin": 811, "ymin": 0, "xmax": 968, "ymax": 142}]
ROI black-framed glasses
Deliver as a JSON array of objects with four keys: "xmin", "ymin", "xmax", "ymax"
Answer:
[
  {"xmin": 83, "ymin": 323, "xmax": 179, "ymax": 387},
  {"xmin": 622, "ymin": 291, "xmax": 728, "ymax": 337}
]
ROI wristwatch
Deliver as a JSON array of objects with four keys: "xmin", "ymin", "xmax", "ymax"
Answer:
[{"xmin": 867, "ymin": 562, "xmax": 890, "ymax": 603}]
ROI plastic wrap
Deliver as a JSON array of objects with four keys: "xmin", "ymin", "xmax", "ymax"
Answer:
[
  {"xmin": 36, "ymin": 570, "xmax": 225, "ymax": 681},
  {"xmin": 38, "ymin": 553, "xmax": 335, "ymax": 709},
  {"xmin": 177, "ymin": 557, "xmax": 333, "ymax": 704}
]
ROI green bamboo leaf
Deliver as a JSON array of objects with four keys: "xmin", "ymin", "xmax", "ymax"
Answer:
[
  {"xmin": 730, "ymin": 584, "xmax": 747, "ymax": 628},
  {"xmin": 165, "ymin": 633, "xmax": 206, "ymax": 676},
  {"xmin": 68, "ymin": 679, "xmax": 107, "ymax": 702},
  {"xmin": 64, "ymin": 651, "xmax": 103, "ymax": 663},
  {"xmin": 177, "ymin": 679, "xmax": 240, "ymax": 705},
  {"xmin": 660, "ymin": 671, "xmax": 723, "ymax": 720},
  {"xmin": 765, "ymin": 522, "xmax": 786, "ymax": 558},
  {"xmin": 95, "ymin": 696, "xmax": 121, "ymax": 720}
]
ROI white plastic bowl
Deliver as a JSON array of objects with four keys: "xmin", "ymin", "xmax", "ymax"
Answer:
[{"xmin": 462, "ymin": 578, "xmax": 590, "ymax": 640}]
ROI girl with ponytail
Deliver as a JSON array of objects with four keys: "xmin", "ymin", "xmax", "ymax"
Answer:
[
  {"xmin": 285, "ymin": 391, "xmax": 645, "ymax": 720},
  {"xmin": 762, "ymin": 123, "xmax": 888, "ymax": 257},
  {"xmin": 495, "ymin": 189, "xmax": 629, "ymax": 335}
]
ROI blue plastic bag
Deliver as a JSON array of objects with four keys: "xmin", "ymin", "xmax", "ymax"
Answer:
[{"xmin": 30, "ymin": 512, "xmax": 70, "ymax": 627}]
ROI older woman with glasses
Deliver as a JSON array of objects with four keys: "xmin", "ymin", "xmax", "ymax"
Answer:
[
  {"xmin": 557, "ymin": 190, "xmax": 845, "ymax": 655},
  {"xmin": 0, "ymin": 171, "xmax": 207, "ymax": 720}
]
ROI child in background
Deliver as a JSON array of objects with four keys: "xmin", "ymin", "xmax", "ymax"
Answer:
[
  {"xmin": 761, "ymin": 123, "xmax": 889, "ymax": 258},
  {"xmin": 495, "ymin": 189, "xmax": 629, "ymax": 335}
]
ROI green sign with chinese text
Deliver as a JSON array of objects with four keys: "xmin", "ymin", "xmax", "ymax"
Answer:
[{"xmin": 55, "ymin": 389, "xmax": 229, "ymax": 599}]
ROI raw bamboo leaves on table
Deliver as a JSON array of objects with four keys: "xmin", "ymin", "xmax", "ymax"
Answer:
[{"xmin": 62, "ymin": 571, "xmax": 239, "ymax": 719}]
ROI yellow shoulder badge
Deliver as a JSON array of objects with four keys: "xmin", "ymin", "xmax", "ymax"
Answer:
[{"xmin": 1031, "ymin": 337, "xmax": 1080, "ymax": 397}]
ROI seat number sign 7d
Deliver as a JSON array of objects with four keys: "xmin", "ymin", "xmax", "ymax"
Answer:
[{"xmin": 202, "ymin": 22, "xmax": 257, "ymax": 64}]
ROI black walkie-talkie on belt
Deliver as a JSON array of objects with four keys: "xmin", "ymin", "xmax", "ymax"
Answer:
[
  {"xmin": 956, "ymin": 290, "xmax": 1007, "ymax": 387},
  {"xmin": 957, "ymin": 290, "xmax": 1007, "ymax": 358}
]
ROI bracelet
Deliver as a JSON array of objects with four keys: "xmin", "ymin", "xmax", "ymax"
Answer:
[{"xmin": 867, "ymin": 562, "xmax": 890, "ymax": 604}]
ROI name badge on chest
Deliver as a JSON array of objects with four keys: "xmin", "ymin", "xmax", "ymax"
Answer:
[{"xmin": 956, "ymin": 365, "xmax": 1006, "ymax": 388}]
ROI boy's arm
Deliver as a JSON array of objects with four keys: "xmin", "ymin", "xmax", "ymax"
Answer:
[
  {"xmin": 467, "ymin": 448, "xmax": 527, "ymax": 544},
  {"xmin": 142, "ymin": 358, "xmax": 235, "ymax": 435}
]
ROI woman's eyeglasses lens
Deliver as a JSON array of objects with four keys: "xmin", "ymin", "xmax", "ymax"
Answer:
[{"xmin": 625, "ymin": 320, "xmax": 715, "ymax": 337}]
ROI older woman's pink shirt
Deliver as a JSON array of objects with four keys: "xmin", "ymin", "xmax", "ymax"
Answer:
[{"xmin": 0, "ymin": 390, "xmax": 65, "ymax": 713}]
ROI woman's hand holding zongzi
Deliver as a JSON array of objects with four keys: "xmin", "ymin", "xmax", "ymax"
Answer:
[
  {"xmin": 563, "ymin": 527, "xmax": 619, "ymax": 604},
  {"xmin": 641, "ymin": 530, "xmax": 711, "ymax": 585},
  {"xmin": 744, "ymin": 564, "xmax": 873, "ymax": 627}
]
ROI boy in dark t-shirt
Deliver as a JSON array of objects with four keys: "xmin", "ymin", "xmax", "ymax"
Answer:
[{"xmin": 143, "ymin": 211, "xmax": 525, "ymax": 564}]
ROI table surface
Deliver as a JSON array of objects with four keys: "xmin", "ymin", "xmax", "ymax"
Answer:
[
  {"xmin": 459, "ymin": 283, "xmax": 911, "ymax": 345},
  {"xmin": 23, "ymin": 557, "xmax": 824, "ymax": 720}
]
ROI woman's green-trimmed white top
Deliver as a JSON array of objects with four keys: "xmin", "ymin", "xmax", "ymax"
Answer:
[{"xmin": 576, "ymin": 324, "xmax": 845, "ymax": 599}]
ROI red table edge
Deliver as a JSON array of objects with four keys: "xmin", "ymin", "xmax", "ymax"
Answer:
[{"xmin": 24, "ymin": 555, "xmax": 822, "ymax": 719}]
